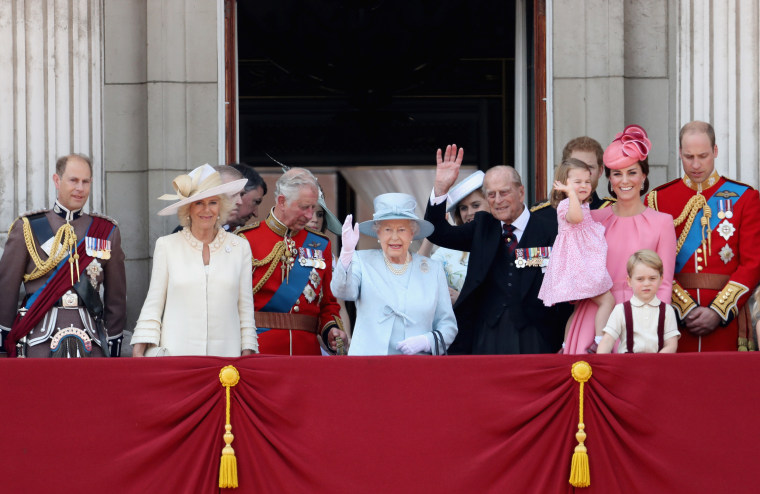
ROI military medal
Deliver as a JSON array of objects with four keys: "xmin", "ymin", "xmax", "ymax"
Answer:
[
  {"xmin": 717, "ymin": 219, "xmax": 735, "ymax": 241},
  {"xmin": 514, "ymin": 247, "xmax": 552, "ymax": 268},
  {"xmin": 725, "ymin": 199, "xmax": 734, "ymax": 219},
  {"xmin": 299, "ymin": 247, "xmax": 326, "ymax": 269},
  {"xmin": 309, "ymin": 269, "xmax": 321, "ymax": 288},
  {"xmin": 303, "ymin": 283, "xmax": 317, "ymax": 303},
  {"xmin": 85, "ymin": 237, "xmax": 112, "ymax": 260},
  {"xmin": 86, "ymin": 259, "xmax": 103, "ymax": 289},
  {"xmin": 717, "ymin": 200, "xmax": 726, "ymax": 219},
  {"xmin": 719, "ymin": 245, "xmax": 734, "ymax": 264}
]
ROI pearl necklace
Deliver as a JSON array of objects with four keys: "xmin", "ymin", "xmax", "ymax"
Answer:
[{"xmin": 384, "ymin": 253, "xmax": 411, "ymax": 276}]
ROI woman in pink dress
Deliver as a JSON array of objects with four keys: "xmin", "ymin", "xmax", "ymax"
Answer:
[
  {"xmin": 563, "ymin": 125, "xmax": 677, "ymax": 354},
  {"xmin": 538, "ymin": 158, "xmax": 615, "ymax": 347}
]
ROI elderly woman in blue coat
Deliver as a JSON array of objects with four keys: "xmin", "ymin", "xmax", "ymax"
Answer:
[{"xmin": 331, "ymin": 193, "xmax": 458, "ymax": 355}]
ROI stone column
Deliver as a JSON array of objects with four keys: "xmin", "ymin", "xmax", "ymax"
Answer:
[
  {"xmin": 0, "ymin": 0, "xmax": 103, "ymax": 247},
  {"xmin": 678, "ymin": 0, "xmax": 760, "ymax": 186}
]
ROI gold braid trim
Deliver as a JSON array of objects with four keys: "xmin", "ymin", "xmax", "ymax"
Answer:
[
  {"xmin": 251, "ymin": 240, "xmax": 287, "ymax": 294},
  {"xmin": 21, "ymin": 217, "xmax": 79, "ymax": 282},
  {"xmin": 646, "ymin": 190, "xmax": 658, "ymax": 211},
  {"xmin": 670, "ymin": 194, "xmax": 708, "ymax": 255}
]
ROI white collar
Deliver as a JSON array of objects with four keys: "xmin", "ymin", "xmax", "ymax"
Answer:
[
  {"xmin": 629, "ymin": 295, "xmax": 661, "ymax": 308},
  {"xmin": 501, "ymin": 205, "xmax": 530, "ymax": 232}
]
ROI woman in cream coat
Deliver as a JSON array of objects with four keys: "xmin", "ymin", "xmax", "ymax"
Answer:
[
  {"xmin": 331, "ymin": 193, "xmax": 457, "ymax": 355},
  {"xmin": 131, "ymin": 164, "xmax": 257, "ymax": 357}
]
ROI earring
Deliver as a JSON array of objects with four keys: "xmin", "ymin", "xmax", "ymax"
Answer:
[
  {"xmin": 377, "ymin": 239, "xmax": 381, "ymax": 244},
  {"xmin": 640, "ymin": 185, "xmax": 644, "ymax": 191}
]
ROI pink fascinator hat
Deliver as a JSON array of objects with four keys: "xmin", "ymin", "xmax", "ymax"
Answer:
[{"xmin": 603, "ymin": 124, "xmax": 652, "ymax": 170}]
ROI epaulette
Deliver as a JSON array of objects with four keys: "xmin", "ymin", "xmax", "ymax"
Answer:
[
  {"xmin": 651, "ymin": 178, "xmax": 681, "ymax": 192},
  {"xmin": 304, "ymin": 226, "xmax": 330, "ymax": 239},
  {"xmin": 7, "ymin": 209, "xmax": 48, "ymax": 234},
  {"xmin": 234, "ymin": 221, "xmax": 260, "ymax": 236},
  {"xmin": 529, "ymin": 200, "xmax": 552, "ymax": 213},
  {"xmin": 598, "ymin": 197, "xmax": 617, "ymax": 209},
  {"xmin": 89, "ymin": 212, "xmax": 119, "ymax": 226},
  {"xmin": 723, "ymin": 177, "xmax": 757, "ymax": 191}
]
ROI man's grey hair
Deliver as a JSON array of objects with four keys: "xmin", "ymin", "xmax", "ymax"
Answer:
[
  {"xmin": 483, "ymin": 165, "xmax": 522, "ymax": 194},
  {"xmin": 275, "ymin": 167, "xmax": 320, "ymax": 204}
]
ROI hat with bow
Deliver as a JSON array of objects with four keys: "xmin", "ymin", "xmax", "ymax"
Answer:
[{"xmin": 156, "ymin": 164, "xmax": 248, "ymax": 216}]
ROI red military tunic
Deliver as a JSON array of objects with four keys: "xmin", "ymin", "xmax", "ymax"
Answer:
[
  {"xmin": 646, "ymin": 171, "xmax": 760, "ymax": 351},
  {"xmin": 237, "ymin": 212, "xmax": 343, "ymax": 355}
]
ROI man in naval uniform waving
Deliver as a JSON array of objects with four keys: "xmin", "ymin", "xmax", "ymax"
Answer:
[{"xmin": 0, "ymin": 154, "xmax": 126, "ymax": 358}]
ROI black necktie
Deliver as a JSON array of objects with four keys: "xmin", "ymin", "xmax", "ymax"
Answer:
[{"xmin": 502, "ymin": 224, "xmax": 517, "ymax": 256}]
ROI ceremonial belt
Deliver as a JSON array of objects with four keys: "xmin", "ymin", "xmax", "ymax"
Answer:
[
  {"xmin": 675, "ymin": 273, "xmax": 729, "ymax": 290},
  {"xmin": 674, "ymin": 273, "xmax": 754, "ymax": 351},
  {"xmin": 5, "ymin": 217, "xmax": 115, "ymax": 357},
  {"xmin": 254, "ymin": 312, "xmax": 318, "ymax": 333}
]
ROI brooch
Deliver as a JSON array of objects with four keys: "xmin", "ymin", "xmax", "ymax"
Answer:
[
  {"xmin": 86, "ymin": 259, "xmax": 103, "ymax": 288},
  {"xmin": 719, "ymin": 245, "xmax": 734, "ymax": 264}
]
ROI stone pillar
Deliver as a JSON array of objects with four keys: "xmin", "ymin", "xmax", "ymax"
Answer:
[
  {"xmin": 551, "ymin": 0, "xmax": 675, "ymax": 191},
  {"xmin": 0, "ymin": 0, "xmax": 103, "ymax": 247},
  {"xmin": 678, "ymin": 0, "xmax": 760, "ymax": 186},
  {"xmin": 102, "ymin": 0, "xmax": 223, "ymax": 338}
]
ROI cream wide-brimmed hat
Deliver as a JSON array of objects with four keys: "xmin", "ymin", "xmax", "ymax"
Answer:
[
  {"xmin": 358, "ymin": 193, "xmax": 434, "ymax": 240},
  {"xmin": 446, "ymin": 170, "xmax": 485, "ymax": 212},
  {"xmin": 156, "ymin": 164, "xmax": 248, "ymax": 216}
]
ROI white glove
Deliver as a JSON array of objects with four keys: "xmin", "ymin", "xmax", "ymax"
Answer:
[
  {"xmin": 396, "ymin": 335, "xmax": 431, "ymax": 355},
  {"xmin": 339, "ymin": 214, "xmax": 360, "ymax": 268}
]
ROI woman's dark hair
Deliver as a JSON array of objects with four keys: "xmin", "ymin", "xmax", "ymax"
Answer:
[{"xmin": 604, "ymin": 157, "xmax": 649, "ymax": 198}]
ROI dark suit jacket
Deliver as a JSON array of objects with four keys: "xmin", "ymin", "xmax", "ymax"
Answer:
[{"xmin": 424, "ymin": 199, "xmax": 571, "ymax": 354}]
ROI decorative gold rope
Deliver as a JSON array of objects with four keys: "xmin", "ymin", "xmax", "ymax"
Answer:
[
  {"xmin": 251, "ymin": 240, "xmax": 286, "ymax": 294},
  {"xmin": 21, "ymin": 217, "xmax": 79, "ymax": 283}
]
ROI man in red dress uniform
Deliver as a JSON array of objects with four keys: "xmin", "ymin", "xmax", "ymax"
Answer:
[
  {"xmin": 237, "ymin": 168, "xmax": 347, "ymax": 355},
  {"xmin": 646, "ymin": 121, "xmax": 760, "ymax": 351}
]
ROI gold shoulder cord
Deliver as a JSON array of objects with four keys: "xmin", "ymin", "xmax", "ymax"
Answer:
[
  {"xmin": 251, "ymin": 241, "xmax": 286, "ymax": 294},
  {"xmin": 21, "ymin": 217, "xmax": 79, "ymax": 283},
  {"xmin": 651, "ymin": 191, "xmax": 711, "ymax": 256}
]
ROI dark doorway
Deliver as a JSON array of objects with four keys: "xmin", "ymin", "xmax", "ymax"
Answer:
[{"xmin": 235, "ymin": 1, "xmax": 516, "ymax": 171}]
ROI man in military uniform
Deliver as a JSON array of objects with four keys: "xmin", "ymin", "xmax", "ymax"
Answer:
[
  {"xmin": 531, "ymin": 136, "xmax": 615, "ymax": 217},
  {"xmin": 237, "ymin": 167, "xmax": 347, "ymax": 355},
  {"xmin": 0, "ymin": 154, "xmax": 126, "ymax": 357},
  {"xmin": 646, "ymin": 121, "xmax": 760, "ymax": 351}
]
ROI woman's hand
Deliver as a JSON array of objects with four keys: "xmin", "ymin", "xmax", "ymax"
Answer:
[
  {"xmin": 396, "ymin": 335, "xmax": 431, "ymax": 355},
  {"xmin": 339, "ymin": 215, "xmax": 360, "ymax": 268}
]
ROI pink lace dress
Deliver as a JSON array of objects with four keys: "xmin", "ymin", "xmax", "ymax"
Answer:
[
  {"xmin": 538, "ymin": 199, "xmax": 612, "ymax": 306},
  {"xmin": 563, "ymin": 207, "xmax": 677, "ymax": 354}
]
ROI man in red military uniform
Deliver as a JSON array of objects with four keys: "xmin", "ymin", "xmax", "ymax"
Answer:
[
  {"xmin": 646, "ymin": 121, "xmax": 760, "ymax": 351},
  {"xmin": 237, "ymin": 168, "xmax": 347, "ymax": 355}
]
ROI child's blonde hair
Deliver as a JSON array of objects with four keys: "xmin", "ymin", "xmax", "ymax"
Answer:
[
  {"xmin": 626, "ymin": 249, "xmax": 663, "ymax": 277},
  {"xmin": 550, "ymin": 158, "xmax": 593, "ymax": 208}
]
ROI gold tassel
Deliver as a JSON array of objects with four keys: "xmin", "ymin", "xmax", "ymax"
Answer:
[
  {"xmin": 219, "ymin": 365, "xmax": 240, "ymax": 489},
  {"xmin": 569, "ymin": 361, "xmax": 592, "ymax": 488}
]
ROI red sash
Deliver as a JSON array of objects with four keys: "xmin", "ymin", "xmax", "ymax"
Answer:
[{"xmin": 4, "ymin": 217, "xmax": 114, "ymax": 357}]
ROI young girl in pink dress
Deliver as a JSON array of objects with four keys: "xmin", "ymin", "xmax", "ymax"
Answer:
[{"xmin": 538, "ymin": 158, "xmax": 615, "ymax": 350}]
